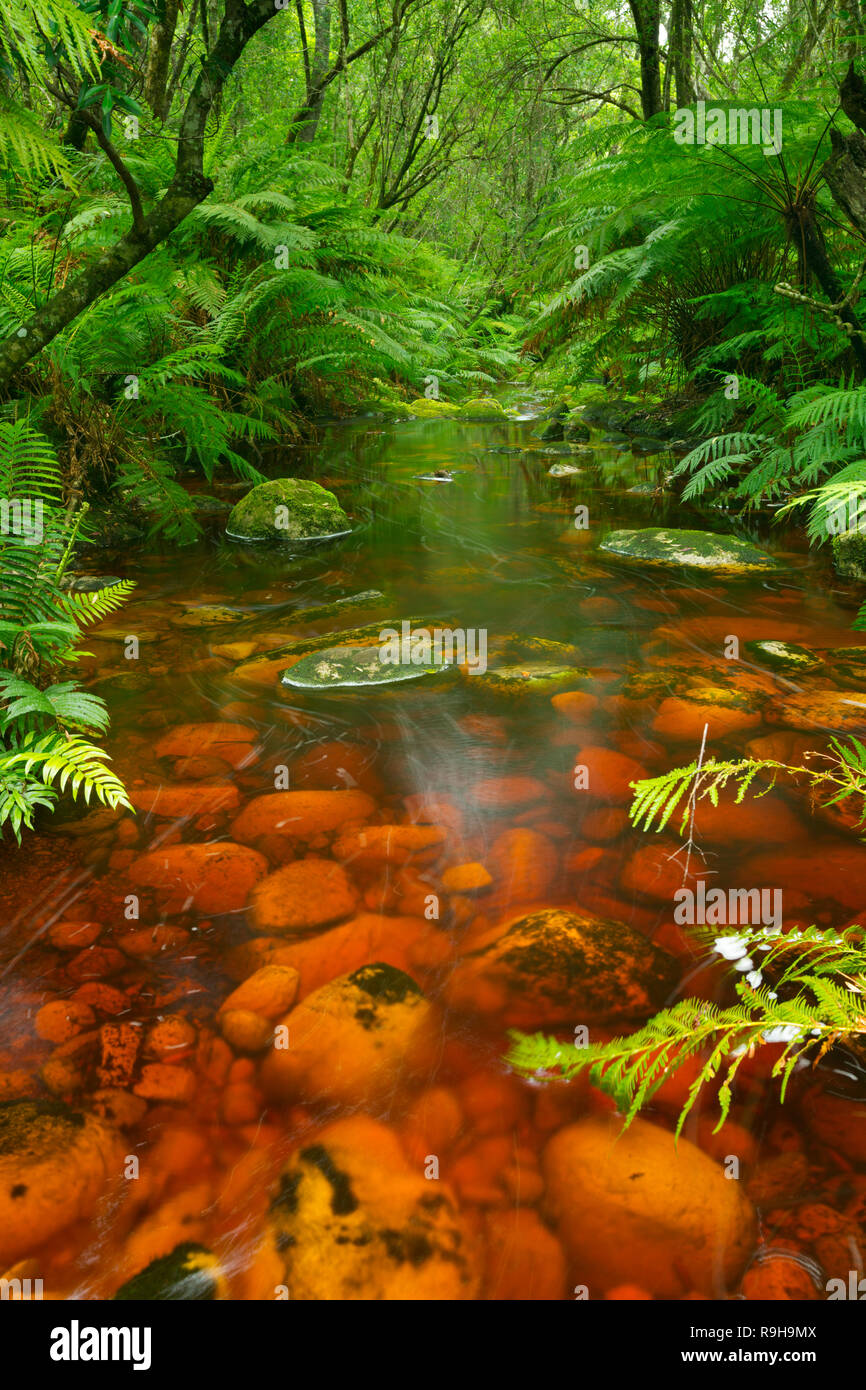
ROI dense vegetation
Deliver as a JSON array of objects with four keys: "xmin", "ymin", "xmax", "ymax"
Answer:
[{"xmin": 4, "ymin": 0, "xmax": 866, "ymax": 1127}]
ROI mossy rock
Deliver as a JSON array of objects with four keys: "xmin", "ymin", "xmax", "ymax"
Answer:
[
  {"xmin": 743, "ymin": 639, "xmax": 822, "ymax": 673},
  {"xmin": 832, "ymin": 530, "xmax": 866, "ymax": 581},
  {"xmin": 290, "ymin": 590, "xmax": 387, "ymax": 623},
  {"xmin": 628, "ymin": 436, "xmax": 669, "ymax": 457},
  {"xmin": 563, "ymin": 417, "xmax": 591, "ymax": 443},
  {"xmin": 114, "ymin": 1243, "xmax": 226, "ymax": 1300},
  {"xmin": 281, "ymin": 641, "xmax": 457, "ymax": 690},
  {"xmin": 171, "ymin": 605, "xmax": 245, "ymax": 628},
  {"xmin": 602, "ymin": 431, "xmax": 630, "ymax": 444},
  {"xmin": 0, "ymin": 1099, "xmax": 122, "ymax": 1267},
  {"xmin": 60, "ymin": 574, "xmax": 123, "ymax": 594},
  {"xmin": 189, "ymin": 494, "xmax": 229, "ymax": 514},
  {"xmin": 600, "ymin": 527, "xmax": 776, "ymax": 572},
  {"xmin": 458, "ymin": 397, "xmax": 507, "ymax": 420},
  {"xmin": 406, "ymin": 397, "xmax": 461, "ymax": 419},
  {"xmin": 535, "ymin": 419, "xmax": 565, "ymax": 441},
  {"xmin": 466, "ymin": 660, "xmax": 587, "ymax": 702},
  {"xmin": 226, "ymin": 478, "xmax": 350, "ymax": 543},
  {"xmin": 548, "ymin": 462, "xmax": 583, "ymax": 477}
]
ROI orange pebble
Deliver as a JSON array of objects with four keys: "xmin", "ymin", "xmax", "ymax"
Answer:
[
  {"xmin": 35, "ymin": 1000, "xmax": 95, "ymax": 1044},
  {"xmin": 47, "ymin": 920, "xmax": 102, "ymax": 951}
]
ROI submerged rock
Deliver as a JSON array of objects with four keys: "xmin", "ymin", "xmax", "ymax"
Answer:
[
  {"xmin": 60, "ymin": 574, "xmax": 123, "ymax": 593},
  {"xmin": 231, "ymin": 788, "xmax": 375, "ymax": 844},
  {"xmin": 113, "ymin": 1243, "xmax": 225, "ymax": 1300},
  {"xmin": 226, "ymin": 478, "xmax": 350, "ymax": 543},
  {"xmin": 259, "ymin": 1115, "xmax": 480, "ymax": 1299},
  {"xmin": 0, "ymin": 1099, "xmax": 123, "ymax": 1266},
  {"xmin": 772, "ymin": 690, "xmax": 866, "ymax": 732},
  {"xmin": 467, "ymin": 660, "xmax": 588, "ymax": 703},
  {"xmin": 260, "ymin": 963, "xmax": 439, "ymax": 1107},
  {"xmin": 445, "ymin": 907, "xmax": 679, "ymax": 1027},
  {"xmin": 128, "ymin": 841, "xmax": 268, "ymax": 914},
  {"xmin": 743, "ymin": 639, "xmax": 822, "ymax": 673},
  {"xmin": 249, "ymin": 858, "xmax": 358, "ymax": 933},
  {"xmin": 170, "ymin": 605, "xmax": 246, "ymax": 628},
  {"xmin": 542, "ymin": 1116, "xmax": 757, "ymax": 1297},
  {"xmin": 600, "ymin": 527, "xmax": 776, "ymax": 571}
]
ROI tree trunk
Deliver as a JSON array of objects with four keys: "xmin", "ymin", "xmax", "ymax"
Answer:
[
  {"xmin": 143, "ymin": 0, "xmax": 181, "ymax": 121},
  {"xmin": 296, "ymin": 0, "xmax": 332, "ymax": 143},
  {"xmin": 628, "ymin": 0, "xmax": 663, "ymax": 119}
]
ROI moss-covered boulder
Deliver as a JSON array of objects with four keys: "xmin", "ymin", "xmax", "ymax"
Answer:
[
  {"xmin": 832, "ymin": 529, "xmax": 866, "ymax": 581},
  {"xmin": 563, "ymin": 417, "xmax": 591, "ymax": 443},
  {"xmin": 466, "ymin": 659, "xmax": 588, "ymax": 703},
  {"xmin": 601, "ymin": 527, "xmax": 776, "ymax": 571},
  {"xmin": 628, "ymin": 436, "xmax": 669, "ymax": 456},
  {"xmin": 114, "ymin": 1243, "xmax": 226, "ymax": 1300},
  {"xmin": 445, "ymin": 908, "xmax": 679, "ymax": 1027},
  {"xmin": 743, "ymin": 639, "xmax": 822, "ymax": 673},
  {"xmin": 458, "ymin": 397, "xmax": 507, "ymax": 420},
  {"xmin": 406, "ymin": 397, "xmax": 461, "ymax": 419},
  {"xmin": 226, "ymin": 478, "xmax": 350, "ymax": 543},
  {"xmin": 0, "ymin": 1099, "xmax": 123, "ymax": 1266}
]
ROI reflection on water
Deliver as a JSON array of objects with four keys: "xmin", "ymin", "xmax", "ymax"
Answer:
[{"xmin": 2, "ymin": 394, "xmax": 866, "ymax": 1300}]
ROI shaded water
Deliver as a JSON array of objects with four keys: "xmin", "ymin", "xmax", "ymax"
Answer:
[{"xmin": 4, "ymin": 390, "xmax": 866, "ymax": 1299}]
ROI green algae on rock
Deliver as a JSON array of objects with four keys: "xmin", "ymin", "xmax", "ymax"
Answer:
[
  {"xmin": 466, "ymin": 660, "xmax": 587, "ymax": 702},
  {"xmin": 281, "ymin": 642, "xmax": 457, "ymax": 689},
  {"xmin": 548, "ymin": 462, "xmax": 583, "ymax": 477},
  {"xmin": 743, "ymin": 639, "xmax": 822, "ymax": 673},
  {"xmin": 406, "ymin": 397, "xmax": 461, "ymax": 419},
  {"xmin": 226, "ymin": 478, "xmax": 350, "ymax": 542},
  {"xmin": 445, "ymin": 908, "xmax": 679, "ymax": 1027},
  {"xmin": 832, "ymin": 529, "xmax": 866, "ymax": 581},
  {"xmin": 458, "ymin": 397, "xmax": 507, "ymax": 419},
  {"xmin": 600, "ymin": 527, "xmax": 776, "ymax": 571},
  {"xmin": 114, "ymin": 1243, "xmax": 226, "ymax": 1300}
]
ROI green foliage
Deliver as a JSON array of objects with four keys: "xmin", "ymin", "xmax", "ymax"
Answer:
[
  {"xmin": 508, "ymin": 922, "xmax": 866, "ymax": 1136},
  {"xmin": 0, "ymin": 420, "xmax": 132, "ymax": 840}
]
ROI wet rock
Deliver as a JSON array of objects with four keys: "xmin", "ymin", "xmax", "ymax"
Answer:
[
  {"xmin": 832, "ymin": 529, "xmax": 866, "ymax": 581},
  {"xmin": 332, "ymin": 823, "xmax": 445, "ymax": 866},
  {"xmin": 170, "ymin": 605, "xmax": 246, "ymax": 628},
  {"xmin": 260, "ymin": 963, "xmax": 439, "ymax": 1107},
  {"xmin": 441, "ymin": 863, "xmax": 492, "ymax": 893},
  {"xmin": 691, "ymin": 789, "xmax": 807, "ymax": 846},
  {"xmin": 113, "ymin": 1242, "xmax": 226, "ymax": 1300},
  {"xmin": 260, "ymin": 1115, "xmax": 481, "ymax": 1299},
  {"xmin": 542, "ymin": 1116, "xmax": 757, "ymax": 1297},
  {"xmin": 743, "ymin": 639, "xmax": 822, "ymax": 673},
  {"xmin": 601, "ymin": 527, "xmax": 776, "ymax": 571},
  {"xmin": 628, "ymin": 435, "xmax": 669, "ymax": 456},
  {"xmin": 406, "ymin": 398, "xmax": 461, "ymax": 419},
  {"xmin": 469, "ymin": 660, "xmax": 587, "ymax": 702},
  {"xmin": 226, "ymin": 478, "xmax": 350, "ymax": 543},
  {"xmin": 290, "ymin": 590, "xmax": 387, "ymax": 623},
  {"xmin": 231, "ymin": 789, "xmax": 376, "ymax": 845},
  {"xmin": 458, "ymin": 397, "xmax": 506, "ymax": 419},
  {"xmin": 445, "ymin": 908, "xmax": 678, "ymax": 1027},
  {"xmin": 250, "ymin": 857, "xmax": 358, "ymax": 932},
  {"xmin": 130, "ymin": 784, "xmax": 240, "ymax": 818},
  {"xmin": 741, "ymin": 1251, "xmax": 820, "ymax": 1300},
  {"xmin": 128, "ymin": 841, "xmax": 268, "ymax": 913},
  {"xmin": 548, "ymin": 462, "xmax": 582, "ymax": 477},
  {"xmin": 572, "ymin": 745, "xmax": 647, "ymax": 804},
  {"xmin": 772, "ymin": 690, "xmax": 866, "ymax": 733},
  {"xmin": 619, "ymin": 839, "xmax": 707, "ymax": 903},
  {"xmin": 0, "ymin": 1098, "xmax": 123, "ymax": 1266},
  {"xmin": 485, "ymin": 828, "xmax": 558, "ymax": 908},
  {"xmin": 739, "ymin": 844, "xmax": 866, "ymax": 913},
  {"xmin": 281, "ymin": 642, "xmax": 455, "ymax": 689},
  {"xmin": 241, "ymin": 912, "xmax": 447, "ymax": 999},
  {"xmin": 563, "ymin": 417, "xmax": 591, "ymax": 443},
  {"xmin": 484, "ymin": 1209, "xmax": 567, "ymax": 1299},
  {"xmin": 471, "ymin": 776, "xmax": 547, "ymax": 810},
  {"xmin": 653, "ymin": 687, "xmax": 763, "ymax": 741},
  {"xmin": 59, "ymin": 574, "xmax": 123, "ymax": 593},
  {"xmin": 803, "ymin": 1089, "xmax": 866, "ymax": 1161},
  {"xmin": 220, "ymin": 965, "xmax": 299, "ymax": 1019}
]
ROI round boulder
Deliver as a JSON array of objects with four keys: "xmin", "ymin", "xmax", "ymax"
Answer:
[{"xmin": 226, "ymin": 478, "xmax": 350, "ymax": 543}]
